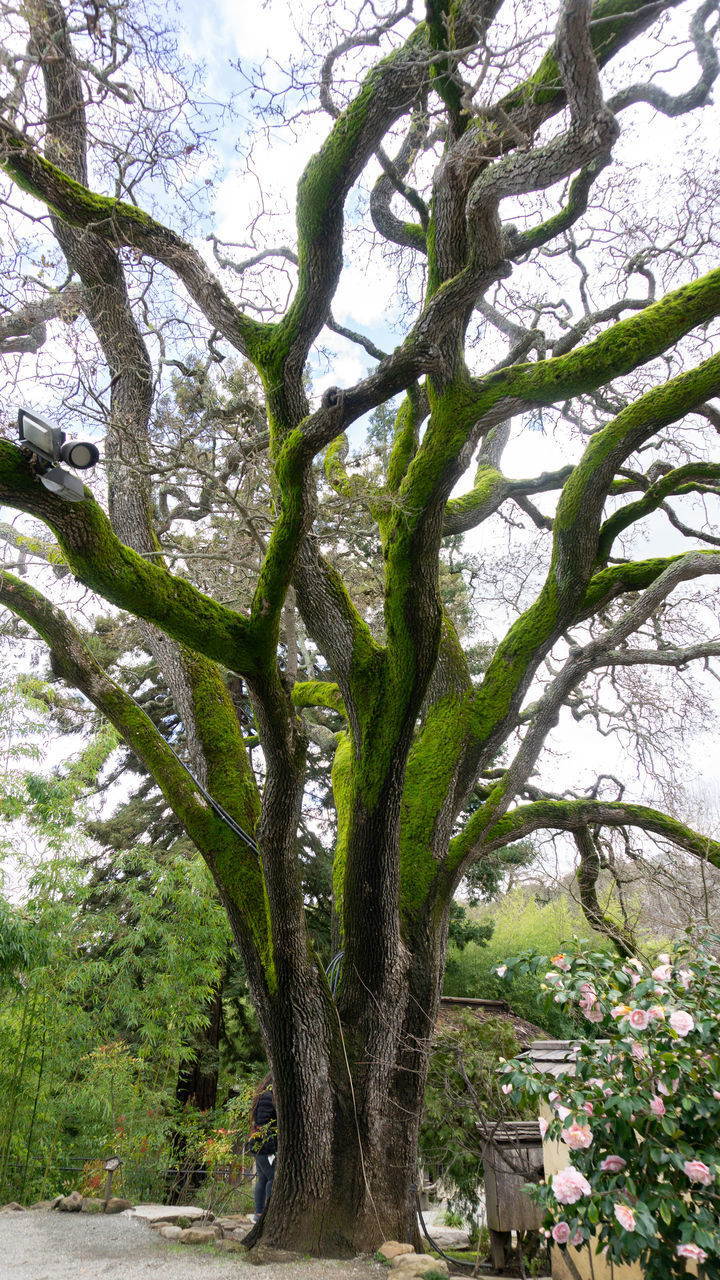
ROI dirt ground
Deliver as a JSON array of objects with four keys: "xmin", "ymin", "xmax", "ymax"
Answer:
[{"xmin": 0, "ymin": 1210, "xmax": 388, "ymax": 1280}]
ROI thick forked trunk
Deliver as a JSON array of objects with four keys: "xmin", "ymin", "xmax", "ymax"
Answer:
[{"xmin": 245, "ymin": 928, "xmax": 445, "ymax": 1257}]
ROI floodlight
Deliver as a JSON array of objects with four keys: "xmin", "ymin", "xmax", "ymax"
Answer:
[
  {"xmin": 17, "ymin": 405, "xmax": 101, "ymax": 501},
  {"xmin": 60, "ymin": 440, "xmax": 100, "ymax": 469},
  {"xmin": 17, "ymin": 407, "xmax": 64, "ymax": 465},
  {"xmin": 39, "ymin": 465, "xmax": 86, "ymax": 502}
]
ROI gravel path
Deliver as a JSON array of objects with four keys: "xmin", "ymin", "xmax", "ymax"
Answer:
[{"xmin": 0, "ymin": 1211, "xmax": 388, "ymax": 1280}]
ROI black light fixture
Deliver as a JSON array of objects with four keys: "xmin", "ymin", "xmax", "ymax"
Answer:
[{"xmin": 18, "ymin": 407, "xmax": 100, "ymax": 502}]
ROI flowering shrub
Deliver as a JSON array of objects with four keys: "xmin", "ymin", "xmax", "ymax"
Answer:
[{"xmin": 496, "ymin": 939, "xmax": 720, "ymax": 1279}]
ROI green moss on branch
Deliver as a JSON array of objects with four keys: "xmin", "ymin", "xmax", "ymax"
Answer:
[
  {"xmin": 483, "ymin": 798, "xmax": 720, "ymax": 868},
  {"xmin": 597, "ymin": 462, "xmax": 720, "ymax": 562},
  {"xmin": 292, "ymin": 681, "xmax": 347, "ymax": 715},
  {"xmin": 0, "ymin": 569, "xmax": 274, "ymax": 977},
  {"xmin": 330, "ymin": 732, "xmax": 354, "ymax": 939},
  {"xmin": 0, "ymin": 440, "xmax": 260, "ymax": 677}
]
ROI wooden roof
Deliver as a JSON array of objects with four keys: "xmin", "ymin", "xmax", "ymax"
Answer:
[{"xmin": 437, "ymin": 995, "xmax": 548, "ymax": 1046}]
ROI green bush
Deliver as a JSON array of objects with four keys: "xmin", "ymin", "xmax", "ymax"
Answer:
[
  {"xmin": 443, "ymin": 889, "xmax": 603, "ymax": 1037},
  {"xmin": 419, "ymin": 1013, "xmax": 531, "ymax": 1221}
]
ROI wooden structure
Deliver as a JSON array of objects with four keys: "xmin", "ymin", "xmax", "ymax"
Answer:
[{"xmin": 481, "ymin": 1120, "xmax": 544, "ymax": 1271}]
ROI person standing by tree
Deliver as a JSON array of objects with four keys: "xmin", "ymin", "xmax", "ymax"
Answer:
[{"xmin": 250, "ymin": 1073, "xmax": 277, "ymax": 1222}]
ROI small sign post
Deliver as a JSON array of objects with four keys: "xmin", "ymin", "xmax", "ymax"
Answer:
[{"xmin": 102, "ymin": 1156, "xmax": 123, "ymax": 1212}]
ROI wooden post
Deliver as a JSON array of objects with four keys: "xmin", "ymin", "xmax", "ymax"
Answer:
[{"xmin": 102, "ymin": 1156, "xmax": 122, "ymax": 1212}]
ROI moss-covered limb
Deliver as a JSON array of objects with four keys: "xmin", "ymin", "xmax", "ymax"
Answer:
[
  {"xmin": 574, "ymin": 827, "xmax": 636, "ymax": 958},
  {"xmin": 0, "ymin": 119, "xmax": 267, "ymax": 360},
  {"xmin": 397, "ymin": 266, "xmax": 720, "ymax": 519},
  {"xmin": 0, "ymin": 573, "xmax": 197, "ymax": 821},
  {"xmin": 546, "ymin": 348, "xmax": 720, "ymax": 607},
  {"xmin": 370, "ymin": 108, "xmax": 430, "ymax": 253},
  {"xmin": 182, "ymin": 649, "xmax": 261, "ymax": 831},
  {"xmin": 425, "ymin": 0, "xmax": 468, "ymax": 139},
  {"xmin": 292, "ymin": 681, "xmax": 347, "ymax": 716},
  {"xmin": 404, "ymin": 358, "xmax": 720, "ymax": 865},
  {"xmin": 387, "ymin": 383, "xmax": 426, "ymax": 493},
  {"xmin": 0, "ymin": 522, "xmax": 68, "ymax": 572},
  {"xmin": 478, "ymin": 350, "xmax": 720, "ymax": 717},
  {"xmin": 293, "ymin": 534, "xmax": 384, "ymax": 732},
  {"xmin": 398, "ymin": 613, "xmax": 475, "ymax": 919},
  {"xmin": 0, "ymin": 440, "xmax": 261, "ymax": 678},
  {"xmin": 495, "ymin": 0, "xmax": 684, "ymax": 121},
  {"xmin": 324, "ymin": 434, "xmax": 380, "ymax": 504},
  {"xmin": 443, "ymin": 464, "xmax": 510, "ymax": 534},
  {"xmin": 506, "ymin": 153, "xmax": 611, "ymax": 258},
  {"xmin": 399, "ymin": 271, "xmax": 720, "ymax": 528},
  {"xmin": 451, "ymin": 797, "xmax": 720, "ymax": 874},
  {"xmin": 597, "ymin": 462, "xmax": 720, "ymax": 562},
  {"xmin": 267, "ymin": 22, "xmax": 432, "ymax": 378},
  {"xmin": 330, "ymin": 731, "xmax": 354, "ymax": 941},
  {"xmin": 0, "ymin": 569, "xmax": 273, "ymax": 962},
  {"xmin": 247, "ymin": 426, "xmax": 326, "ymax": 686},
  {"xmin": 499, "ymin": 268, "xmax": 720, "ymax": 411}
]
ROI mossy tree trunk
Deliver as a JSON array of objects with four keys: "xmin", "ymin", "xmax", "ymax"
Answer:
[{"xmin": 2, "ymin": 0, "xmax": 720, "ymax": 1256}]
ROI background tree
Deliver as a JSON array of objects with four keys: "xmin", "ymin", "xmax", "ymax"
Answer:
[{"xmin": 1, "ymin": 0, "xmax": 720, "ymax": 1256}]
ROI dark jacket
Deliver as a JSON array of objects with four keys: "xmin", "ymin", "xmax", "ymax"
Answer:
[{"xmin": 251, "ymin": 1087, "xmax": 277, "ymax": 1155}]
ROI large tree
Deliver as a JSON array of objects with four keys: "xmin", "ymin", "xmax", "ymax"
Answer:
[{"xmin": 2, "ymin": 0, "xmax": 720, "ymax": 1255}]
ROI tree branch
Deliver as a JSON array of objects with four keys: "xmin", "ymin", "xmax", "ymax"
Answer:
[
  {"xmin": 478, "ymin": 797, "xmax": 720, "ymax": 868},
  {"xmin": 0, "ymin": 283, "xmax": 83, "ymax": 354},
  {"xmin": 0, "ymin": 118, "xmax": 268, "ymax": 359},
  {"xmin": 0, "ymin": 440, "xmax": 260, "ymax": 677}
]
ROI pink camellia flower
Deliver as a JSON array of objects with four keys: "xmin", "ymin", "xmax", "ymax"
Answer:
[
  {"xmin": 562, "ymin": 1121, "xmax": 593, "ymax": 1150},
  {"xmin": 600, "ymin": 1155, "xmax": 627, "ymax": 1174},
  {"xmin": 552, "ymin": 1167, "xmax": 592, "ymax": 1205},
  {"xmin": 569, "ymin": 1229, "xmax": 583, "ymax": 1246},
  {"xmin": 583, "ymin": 1006, "xmax": 604, "ymax": 1023},
  {"xmin": 539, "ymin": 1116, "xmax": 548, "ymax": 1138},
  {"xmin": 611, "ymin": 1004, "xmax": 631, "ymax": 1020},
  {"xmin": 628, "ymin": 1008, "xmax": 651, "ymax": 1031},
  {"xmin": 552, "ymin": 1222, "xmax": 571, "ymax": 1244},
  {"xmin": 648, "ymin": 1004, "xmax": 665, "ymax": 1021},
  {"xmin": 551, "ymin": 954, "xmax": 570, "ymax": 970},
  {"xmin": 545, "ymin": 971, "xmax": 563, "ymax": 986},
  {"xmin": 677, "ymin": 1243, "xmax": 709, "ymax": 1263},
  {"xmin": 501, "ymin": 1083, "xmax": 513, "ymax": 1095},
  {"xmin": 656, "ymin": 1076, "xmax": 678, "ymax": 1095},
  {"xmin": 583, "ymin": 1101, "xmax": 594, "ymax": 1116},
  {"xmin": 631, "ymin": 1040, "xmax": 645, "ymax": 1061},
  {"xmin": 652, "ymin": 964, "xmax": 672, "ymax": 981},
  {"xmin": 649, "ymin": 1095, "xmax": 665, "ymax": 1117},
  {"xmin": 683, "ymin": 1159, "xmax": 713, "ymax": 1186},
  {"xmin": 614, "ymin": 1204, "xmax": 636, "ymax": 1231},
  {"xmin": 658, "ymin": 952, "xmax": 670, "ymax": 964},
  {"xmin": 678, "ymin": 968, "xmax": 692, "ymax": 989},
  {"xmin": 712, "ymin": 1090, "xmax": 720, "ymax": 1101},
  {"xmin": 669, "ymin": 1009, "xmax": 694, "ymax": 1037},
  {"xmin": 495, "ymin": 964, "xmax": 507, "ymax": 978},
  {"xmin": 556, "ymin": 1104, "xmax": 571, "ymax": 1122}
]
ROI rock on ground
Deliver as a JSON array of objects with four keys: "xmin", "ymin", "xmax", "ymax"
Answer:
[
  {"xmin": 390, "ymin": 1255, "xmax": 449, "ymax": 1277},
  {"xmin": 378, "ymin": 1240, "xmax": 415, "ymax": 1260},
  {"xmin": 124, "ymin": 1203, "xmax": 212, "ymax": 1223}
]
